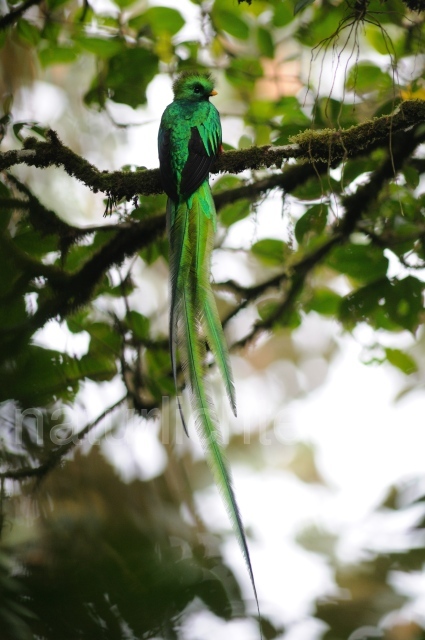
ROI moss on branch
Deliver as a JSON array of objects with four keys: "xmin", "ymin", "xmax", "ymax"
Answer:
[
  {"xmin": 291, "ymin": 100, "xmax": 425, "ymax": 163},
  {"xmin": 1, "ymin": 101, "xmax": 424, "ymax": 204}
]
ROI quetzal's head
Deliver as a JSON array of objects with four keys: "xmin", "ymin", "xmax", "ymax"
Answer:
[{"xmin": 172, "ymin": 72, "xmax": 217, "ymax": 102}]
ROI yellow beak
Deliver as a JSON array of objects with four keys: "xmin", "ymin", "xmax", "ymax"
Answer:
[{"xmin": 210, "ymin": 90, "xmax": 218, "ymax": 96}]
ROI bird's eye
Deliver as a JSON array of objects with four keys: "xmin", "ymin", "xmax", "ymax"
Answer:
[{"xmin": 193, "ymin": 86, "xmax": 201, "ymax": 93}]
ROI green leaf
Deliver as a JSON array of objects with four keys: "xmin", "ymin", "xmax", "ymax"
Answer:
[
  {"xmin": 226, "ymin": 58, "xmax": 263, "ymax": 89},
  {"xmin": 373, "ymin": 97, "xmax": 403, "ymax": 118},
  {"xmin": 403, "ymin": 165, "xmax": 420, "ymax": 189},
  {"xmin": 367, "ymin": 0, "xmax": 405, "ymax": 24},
  {"xmin": 238, "ymin": 134, "xmax": 253, "ymax": 149},
  {"xmin": 275, "ymin": 96, "xmax": 310, "ymax": 123},
  {"xmin": 0, "ymin": 242, "xmax": 24, "ymax": 296},
  {"xmin": 140, "ymin": 236, "xmax": 168, "ymax": 265},
  {"xmin": 113, "ymin": 0, "xmax": 136, "ymax": 8},
  {"xmin": 131, "ymin": 194, "xmax": 167, "ymax": 219},
  {"xmin": 146, "ymin": 348, "xmax": 175, "ymax": 398},
  {"xmin": 39, "ymin": 45, "xmax": 79, "ymax": 67},
  {"xmin": 258, "ymin": 297, "xmax": 301, "ymax": 329},
  {"xmin": 295, "ymin": 205, "xmax": 327, "ymax": 243},
  {"xmin": 143, "ymin": 7, "xmax": 185, "ymax": 35},
  {"xmin": 296, "ymin": 6, "xmax": 346, "ymax": 47},
  {"xmin": 385, "ymin": 276, "xmax": 424, "ymax": 332},
  {"xmin": 12, "ymin": 121, "xmax": 48, "ymax": 142},
  {"xmin": 220, "ymin": 199, "xmax": 251, "ymax": 227},
  {"xmin": 314, "ymin": 97, "xmax": 358, "ymax": 129},
  {"xmin": 78, "ymin": 353, "xmax": 117, "ymax": 382},
  {"xmin": 273, "ymin": 124, "xmax": 307, "ymax": 145},
  {"xmin": 86, "ymin": 48, "xmax": 158, "ymax": 108},
  {"xmin": 67, "ymin": 310, "xmax": 90, "ymax": 333},
  {"xmin": 345, "ymin": 62, "xmax": 393, "ymax": 94},
  {"xmin": 0, "ymin": 180, "xmax": 10, "ymax": 198},
  {"xmin": 339, "ymin": 280, "xmax": 388, "ymax": 330},
  {"xmin": 339, "ymin": 276, "xmax": 424, "ymax": 332},
  {"xmin": 247, "ymin": 100, "xmax": 279, "ymax": 123},
  {"xmin": 292, "ymin": 176, "xmax": 338, "ymax": 200},
  {"xmin": 214, "ymin": 10, "xmax": 250, "ymax": 40},
  {"xmin": 127, "ymin": 311, "xmax": 150, "ymax": 340},
  {"xmin": 16, "ymin": 19, "xmax": 40, "ymax": 46},
  {"xmin": 342, "ymin": 158, "xmax": 373, "ymax": 186},
  {"xmin": 13, "ymin": 228, "xmax": 58, "ymax": 256},
  {"xmin": 88, "ymin": 322, "xmax": 121, "ymax": 355},
  {"xmin": 62, "ymin": 234, "xmax": 112, "ymax": 273},
  {"xmin": 0, "ymin": 346, "xmax": 80, "ymax": 405},
  {"xmin": 327, "ymin": 244, "xmax": 389, "ymax": 283},
  {"xmin": 251, "ymin": 238, "xmax": 287, "ymax": 266},
  {"xmin": 41, "ymin": 20, "xmax": 61, "ymax": 43},
  {"xmin": 76, "ymin": 36, "xmax": 124, "ymax": 58},
  {"xmin": 212, "ymin": 175, "xmax": 243, "ymax": 194},
  {"xmin": 365, "ymin": 23, "xmax": 405, "ymax": 57},
  {"xmin": 257, "ymin": 27, "xmax": 274, "ymax": 58},
  {"xmin": 273, "ymin": 3, "xmax": 293, "ymax": 27},
  {"xmin": 306, "ymin": 288, "xmax": 341, "ymax": 316},
  {"xmin": 385, "ymin": 348, "xmax": 418, "ymax": 375},
  {"xmin": 105, "ymin": 278, "xmax": 135, "ymax": 298},
  {"xmin": 0, "ymin": 294, "xmax": 26, "ymax": 330},
  {"xmin": 257, "ymin": 297, "xmax": 280, "ymax": 321}
]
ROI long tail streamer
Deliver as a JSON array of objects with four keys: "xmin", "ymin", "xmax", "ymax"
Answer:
[{"xmin": 167, "ymin": 182, "xmax": 261, "ymax": 633}]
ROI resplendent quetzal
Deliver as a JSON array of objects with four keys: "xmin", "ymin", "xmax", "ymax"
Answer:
[{"xmin": 158, "ymin": 72, "xmax": 261, "ymax": 627}]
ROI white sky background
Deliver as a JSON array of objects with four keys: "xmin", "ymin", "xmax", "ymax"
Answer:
[{"xmin": 9, "ymin": 0, "xmax": 425, "ymax": 637}]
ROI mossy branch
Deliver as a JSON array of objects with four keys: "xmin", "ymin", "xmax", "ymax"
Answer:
[
  {"xmin": 289, "ymin": 100, "xmax": 425, "ymax": 163},
  {"xmin": 2, "ymin": 102, "xmax": 425, "ymax": 353},
  {"xmin": 1, "ymin": 101, "xmax": 424, "ymax": 202}
]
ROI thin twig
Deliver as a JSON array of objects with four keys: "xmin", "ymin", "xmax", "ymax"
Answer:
[{"xmin": 0, "ymin": 394, "xmax": 128, "ymax": 481}]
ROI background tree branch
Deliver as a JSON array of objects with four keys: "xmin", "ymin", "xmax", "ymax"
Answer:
[
  {"xmin": 1, "ymin": 101, "xmax": 423, "ymax": 204},
  {"xmin": 0, "ymin": 0, "xmax": 43, "ymax": 30}
]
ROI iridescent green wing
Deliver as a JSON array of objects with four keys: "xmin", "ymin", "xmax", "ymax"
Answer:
[
  {"xmin": 197, "ymin": 102, "xmax": 222, "ymax": 157},
  {"xmin": 179, "ymin": 103, "xmax": 221, "ymax": 200}
]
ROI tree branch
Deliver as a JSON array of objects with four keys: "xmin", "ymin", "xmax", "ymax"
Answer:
[
  {"xmin": 2, "ymin": 104, "xmax": 424, "ymax": 356},
  {"xmin": 0, "ymin": 0, "xmax": 42, "ymax": 30},
  {"xmin": 286, "ymin": 100, "xmax": 425, "ymax": 163},
  {"xmin": 0, "ymin": 394, "xmax": 128, "ymax": 481},
  {"xmin": 229, "ymin": 128, "xmax": 425, "ymax": 348},
  {"xmin": 213, "ymin": 159, "xmax": 331, "ymax": 210},
  {"xmin": 0, "ymin": 212, "xmax": 165, "ymax": 353},
  {"xmin": 1, "ymin": 102, "xmax": 424, "ymax": 202}
]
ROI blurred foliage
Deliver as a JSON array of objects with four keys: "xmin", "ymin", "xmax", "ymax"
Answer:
[
  {"xmin": 1, "ymin": 448, "xmax": 248, "ymax": 640},
  {"xmin": 1, "ymin": 0, "xmax": 425, "ymax": 637},
  {"xmin": 298, "ymin": 477, "xmax": 425, "ymax": 640}
]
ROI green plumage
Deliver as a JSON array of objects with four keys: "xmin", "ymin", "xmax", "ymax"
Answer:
[{"xmin": 158, "ymin": 72, "xmax": 261, "ymax": 633}]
